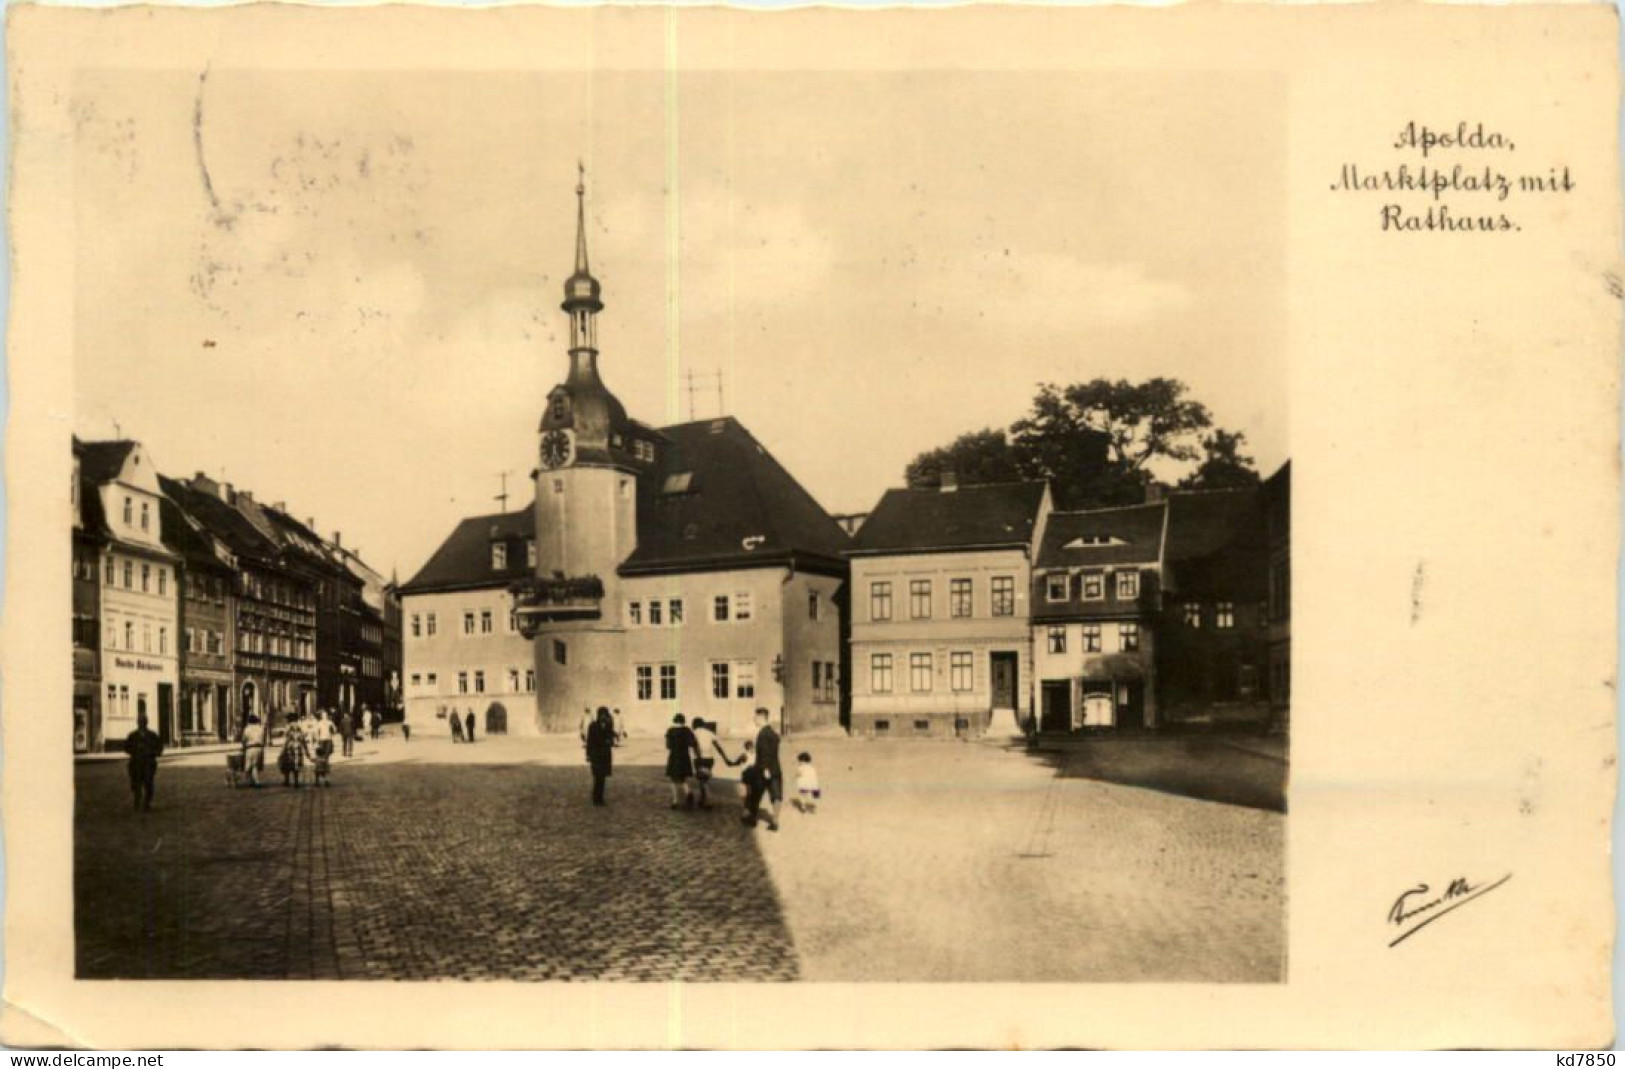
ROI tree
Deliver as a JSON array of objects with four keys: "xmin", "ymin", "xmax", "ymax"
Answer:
[
  {"xmin": 905, "ymin": 428, "xmax": 1023, "ymax": 490},
  {"xmin": 1178, "ymin": 428, "xmax": 1262, "ymax": 491},
  {"xmin": 905, "ymin": 377, "xmax": 1260, "ymax": 508}
]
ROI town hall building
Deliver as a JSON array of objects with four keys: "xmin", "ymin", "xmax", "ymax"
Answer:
[{"xmin": 403, "ymin": 174, "xmax": 850, "ymax": 738}]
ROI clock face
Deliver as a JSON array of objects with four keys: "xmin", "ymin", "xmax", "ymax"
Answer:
[{"xmin": 541, "ymin": 429, "xmax": 574, "ymax": 470}]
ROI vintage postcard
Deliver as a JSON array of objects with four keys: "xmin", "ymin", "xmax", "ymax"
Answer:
[{"xmin": 0, "ymin": 1, "xmax": 1616, "ymax": 1050}]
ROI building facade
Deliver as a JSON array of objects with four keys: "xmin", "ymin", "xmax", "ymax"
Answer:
[
  {"xmin": 846, "ymin": 479, "xmax": 1051, "ymax": 738},
  {"xmin": 72, "ymin": 441, "xmax": 104, "ymax": 752},
  {"xmin": 158, "ymin": 481, "xmax": 238, "ymax": 744},
  {"xmin": 409, "ymin": 175, "xmax": 850, "ymax": 739},
  {"xmin": 1031, "ymin": 503, "xmax": 1165, "ymax": 732},
  {"xmin": 79, "ymin": 440, "xmax": 182, "ymax": 749}
]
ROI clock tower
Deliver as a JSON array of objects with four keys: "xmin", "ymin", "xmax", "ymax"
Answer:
[{"xmin": 520, "ymin": 166, "xmax": 641, "ymax": 732}]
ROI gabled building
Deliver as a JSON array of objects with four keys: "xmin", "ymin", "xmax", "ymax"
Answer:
[
  {"xmin": 1156, "ymin": 487, "xmax": 1271, "ymax": 727},
  {"xmin": 77, "ymin": 439, "xmax": 181, "ymax": 749},
  {"xmin": 158, "ymin": 476, "xmax": 238, "ymax": 744},
  {"xmin": 409, "ymin": 173, "xmax": 851, "ymax": 739},
  {"xmin": 845, "ymin": 476, "xmax": 1052, "ymax": 738},
  {"xmin": 1031, "ymin": 502, "xmax": 1166, "ymax": 732}
]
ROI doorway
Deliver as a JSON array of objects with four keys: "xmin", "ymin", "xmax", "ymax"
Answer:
[
  {"xmin": 1040, "ymin": 680, "xmax": 1072, "ymax": 733},
  {"xmin": 486, "ymin": 702, "xmax": 508, "ymax": 736},
  {"xmin": 990, "ymin": 651, "xmax": 1019, "ymax": 716},
  {"xmin": 156, "ymin": 685, "xmax": 174, "ymax": 745}
]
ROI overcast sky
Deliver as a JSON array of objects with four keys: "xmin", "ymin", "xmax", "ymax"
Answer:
[{"xmin": 72, "ymin": 67, "xmax": 1286, "ymax": 580}]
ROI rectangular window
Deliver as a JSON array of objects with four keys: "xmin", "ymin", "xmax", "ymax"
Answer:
[
  {"xmin": 411, "ymin": 614, "xmax": 421, "ymax": 638},
  {"xmin": 711, "ymin": 662, "xmax": 731, "ymax": 699},
  {"xmin": 1217, "ymin": 601, "xmax": 1235, "ymax": 629},
  {"xmin": 950, "ymin": 651, "xmax": 973, "ymax": 692},
  {"xmin": 915, "ymin": 719, "xmax": 930, "ymax": 734},
  {"xmin": 649, "ymin": 600, "xmax": 663, "ymax": 627},
  {"xmin": 870, "ymin": 653, "xmax": 893, "ymax": 694},
  {"xmin": 463, "ymin": 612, "xmax": 475, "ymax": 635},
  {"xmin": 141, "ymin": 565, "xmax": 150, "ymax": 593},
  {"xmin": 480, "ymin": 610, "xmax": 494, "ymax": 634},
  {"xmin": 457, "ymin": 671, "xmax": 469, "ymax": 695},
  {"xmin": 950, "ymin": 578, "xmax": 973, "ymax": 618},
  {"xmin": 910, "ymin": 652, "xmax": 933, "ymax": 693},
  {"xmin": 411, "ymin": 673, "xmax": 422, "ymax": 687},
  {"xmin": 158, "ymin": 627, "xmax": 167, "ymax": 655},
  {"xmin": 1116, "ymin": 570, "xmax": 1140, "ymax": 600},
  {"xmin": 909, "ymin": 579, "xmax": 932, "ymax": 619},
  {"xmin": 492, "ymin": 543, "xmax": 507, "ymax": 570},
  {"xmin": 158, "ymin": 569, "xmax": 167, "ymax": 596},
  {"xmin": 427, "ymin": 613, "xmax": 437, "ymax": 636},
  {"xmin": 1047, "ymin": 625, "xmax": 1067, "ymax": 654},
  {"xmin": 713, "ymin": 595, "xmax": 730, "ymax": 622},
  {"xmin": 736, "ymin": 661, "xmax": 757, "ymax": 699},
  {"xmin": 874, "ymin": 719, "xmax": 890, "ymax": 735},
  {"xmin": 669, "ymin": 598, "xmax": 684, "ymax": 625},
  {"xmin": 524, "ymin": 669, "xmax": 535, "ymax": 693},
  {"xmin": 142, "ymin": 625, "xmax": 152, "ymax": 653},
  {"xmin": 1082, "ymin": 624, "xmax": 1102, "ymax": 653},
  {"xmin": 123, "ymin": 497, "xmax": 132, "ymax": 525},
  {"xmin": 427, "ymin": 672, "xmax": 438, "ymax": 688},
  {"xmin": 185, "ymin": 627, "xmax": 196, "ymax": 653},
  {"xmin": 123, "ymin": 561, "xmax": 133, "ymax": 589},
  {"xmin": 507, "ymin": 669, "xmax": 519, "ymax": 692},
  {"xmin": 140, "ymin": 502, "xmax": 150, "ymax": 531},
  {"xmin": 822, "ymin": 662, "xmax": 837, "ymax": 702},
  {"xmin": 991, "ymin": 577, "xmax": 1016, "ymax": 617},
  {"xmin": 474, "ymin": 670, "xmax": 486, "ymax": 694},
  {"xmin": 659, "ymin": 664, "xmax": 678, "ymax": 701},
  {"xmin": 1082, "ymin": 573, "xmax": 1104, "ymax": 600},
  {"xmin": 870, "ymin": 581, "xmax": 893, "ymax": 622},
  {"xmin": 1184, "ymin": 601, "xmax": 1202, "ymax": 627},
  {"xmin": 734, "ymin": 593, "xmax": 752, "ymax": 622},
  {"xmin": 553, "ymin": 639, "xmax": 567, "ymax": 665},
  {"xmin": 105, "ymin": 556, "xmax": 116, "ymax": 585},
  {"xmin": 1045, "ymin": 573, "xmax": 1069, "ymax": 602},
  {"xmin": 1119, "ymin": 622, "xmax": 1141, "ymax": 652},
  {"xmin": 809, "ymin": 592, "xmax": 820, "ymax": 620},
  {"xmin": 629, "ymin": 601, "xmax": 642, "ymax": 626}
]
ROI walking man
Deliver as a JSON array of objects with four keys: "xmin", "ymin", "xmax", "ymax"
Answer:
[
  {"xmin": 339, "ymin": 707, "xmax": 356, "ymax": 758},
  {"xmin": 741, "ymin": 707, "xmax": 783, "ymax": 832},
  {"xmin": 123, "ymin": 710, "xmax": 164, "ymax": 812}
]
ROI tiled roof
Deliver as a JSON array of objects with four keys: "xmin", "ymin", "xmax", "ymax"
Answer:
[
  {"xmin": 400, "ymin": 508, "xmax": 536, "ymax": 594},
  {"xmin": 621, "ymin": 418, "xmax": 851, "ymax": 576},
  {"xmin": 158, "ymin": 476, "xmax": 280, "ymax": 562},
  {"xmin": 405, "ymin": 417, "xmax": 851, "ymax": 591},
  {"xmin": 849, "ymin": 481, "xmax": 1048, "ymax": 555},
  {"xmin": 1035, "ymin": 503, "xmax": 1166, "ymax": 569},
  {"xmin": 76, "ymin": 439, "xmax": 136, "ymax": 485}
]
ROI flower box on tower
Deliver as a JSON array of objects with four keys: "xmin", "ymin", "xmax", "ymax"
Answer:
[{"xmin": 509, "ymin": 574, "xmax": 604, "ymax": 636}]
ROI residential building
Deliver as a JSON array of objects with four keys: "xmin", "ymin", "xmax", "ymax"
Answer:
[
  {"xmin": 165, "ymin": 475, "xmax": 320, "ymax": 730},
  {"xmin": 1263, "ymin": 461, "xmax": 1291, "ymax": 731},
  {"xmin": 333, "ymin": 544, "xmax": 393, "ymax": 718},
  {"xmin": 845, "ymin": 476, "xmax": 1052, "ymax": 738},
  {"xmin": 78, "ymin": 439, "xmax": 181, "ymax": 748},
  {"xmin": 1031, "ymin": 502, "xmax": 1165, "ymax": 732},
  {"xmin": 410, "ymin": 175, "xmax": 851, "ymax": 739},
  {"xmin": 71, "ymin": 441, "xmax": 104, "ymax": 752},
  {"xmin": 158, "ymin": 478, "xmax": 238, "ymax": 744},
  {"xmin": 1156, "ymin": 487, "xmax": 1272, "ymax": 727}
]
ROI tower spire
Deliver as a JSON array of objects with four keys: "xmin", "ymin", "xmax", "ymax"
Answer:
[{"xmin": 574, "ymin": 160, "xmax": 590, "ymax": 277}]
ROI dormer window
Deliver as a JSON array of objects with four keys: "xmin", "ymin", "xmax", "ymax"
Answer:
[
  {"xmin": 1116, "ymin": 570, "xmax": 1140, "ymax": 600},
  {"xmin": 661, "ymin": 472, "xmax": 694, "ymax": 495},
  {"xmin": 123, "ymin": 497, "xmax": 133, "ymax": 525},
  {"xmin": 1064, "ymin": 534, "xmax": 1126, "ymax": 549},
  {"xmin": 1045, "ymin": 574, "xmax": 1069, "ymax": 602},
  {"xmin": 492, "ymin": 543, "xmax": 508, "ymax": 570},
  {"xmin": 1081, "ymin": 573, "xmax": 1105, "ymax": 600}
]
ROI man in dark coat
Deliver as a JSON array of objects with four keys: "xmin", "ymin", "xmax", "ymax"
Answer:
[
  {"xmin": 465, "ymin": 710, "xmax": 476, "ymax": 744},
  {"xmin": 585, "ymin": 706, "xmax": 615, "ymax": 806},
  {"xmin": 339, "ymin": 708, "xmax": 356, "ymax": 758},
  {"xmin": 742, "ymin": 707, "xmax": 783, "ymax": 831},
  {"xmin": 123, "ymin": 711, "xmax": 164, "ymax": 812}
]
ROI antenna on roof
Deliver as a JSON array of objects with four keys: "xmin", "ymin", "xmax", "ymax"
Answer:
[
  {"xmin": 495, "ymin": 470, "xmax": 513, "ymax": 511},
  {"xmin": 684, "ymin": 368, "xmax": 726, "ymax": 421},
  {"xmin": 111, "ymin": 419, "xmax": 122, "ymax": 438}
]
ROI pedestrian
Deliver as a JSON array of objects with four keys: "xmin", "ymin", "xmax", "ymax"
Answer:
[
  {"xmin": 794, "ymin": 751, "xmax": 821, "ymax": 815},
  {"xmin": 611, "ymin": 707, "xmax": 626, "ymax": 746},
  {"xmin": 122, "ymin": 710, "xmax": 163, "ymax": 812},
  {"xmin": 311, "ymin": 708, "xmax": 336, "ymax": 765},
  {"xmin": 339, "ymin": 707, "xmax": 355, "ymax": 758},
  {"xmin": 279, "ymin": 712, "xmax": 311, "ymax": 788},
  {"xmin": 690, "ymin": 717, "xmax": 734, "ymax": 810},
  {"xmin": 402, "ymin": 721, "xmax": 411, "ymax": 743},
  {"xmin": 664, "ymin": 713, "xmax": 700, "ymax": 810},
  {"xmin": 370, "ymin": 707, "xmax": 382, "ymax": 740},
  {"xmin": 741, "ymin": 707, "xmax": 783, "ymax": 831},
  {"xmin": 239, "ymin": 713, "xmax": 265, "ymax": 788},
  {"xmin": 449, "ymin": 710, "xmax": 465, "ymax": 743},
  {"xmin": 585, "ymin": 706, "xmax": 615, "ymax": 806},
  {"xmin": 733, "ymin": 740, "xmax": 759, "ymax": 811},
  {"xmin": 465, "ymin": 709, "xmax": 476, "ymax": 744}
]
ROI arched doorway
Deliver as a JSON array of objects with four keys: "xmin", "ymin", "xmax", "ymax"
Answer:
[{"xmin": 485, "ymin": 702, "xmax": 508, "ymax": 736}]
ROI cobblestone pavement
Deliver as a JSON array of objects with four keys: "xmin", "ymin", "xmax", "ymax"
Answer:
[{"xmin": 77, "ymin": 735, "xmax": 1284, "ymax": 982}]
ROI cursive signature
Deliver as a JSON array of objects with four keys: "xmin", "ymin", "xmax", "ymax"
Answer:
[{"xmin": 1387, "ymin": 873, "xmax": 1512, "ymax": 947}]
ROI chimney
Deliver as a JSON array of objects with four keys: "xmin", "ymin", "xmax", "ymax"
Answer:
[
  {"xmin": 333, "ymin": 530, "xmax": 342, "ymax": 548},
  {"xmin": 940, "ymin": 468, "xmax": 959, "ymax": 493},
  {"xmin": 222, "ymin": 482, "xmax": 235, "ymax": 503},
  {"xmin": 190, "ymin": 472, "xmax": 221, "ymax": 499},
  {"xmin": 273, "ymin": 501, "xmax": 286, "ymax": 513}
]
